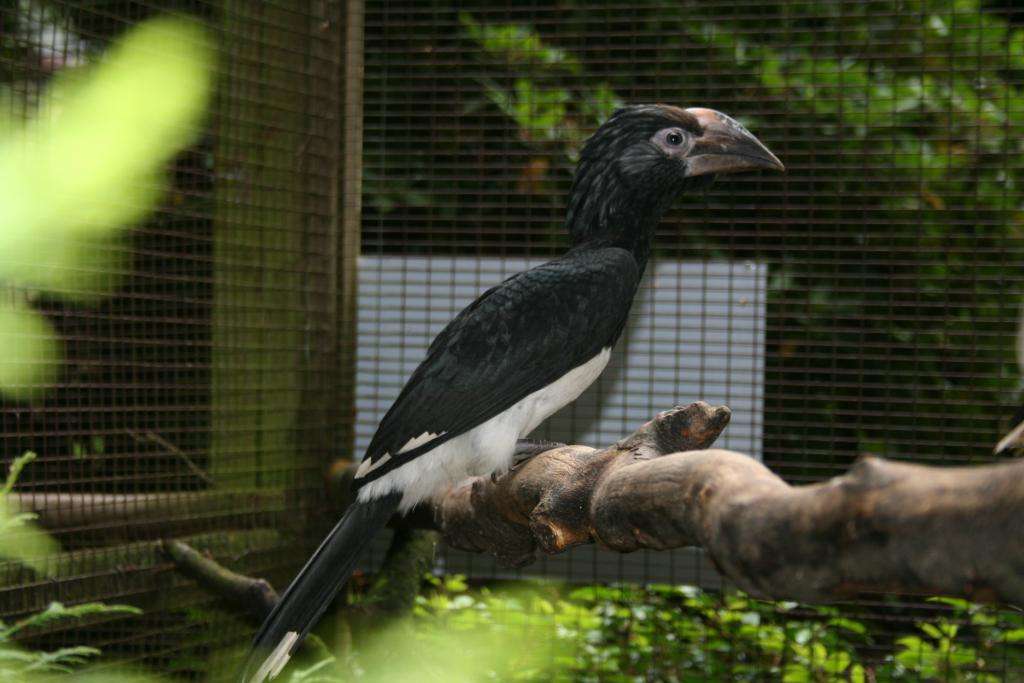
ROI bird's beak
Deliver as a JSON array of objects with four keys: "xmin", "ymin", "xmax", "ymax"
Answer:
[{"xmin": 683, "ymin": 107, "xmax": 785, "ymax": 177}]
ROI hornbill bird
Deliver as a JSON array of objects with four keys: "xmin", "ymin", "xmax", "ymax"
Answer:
[{"xmin": 240, "ymin": 104, "xmax": 783, "ymax": 682}]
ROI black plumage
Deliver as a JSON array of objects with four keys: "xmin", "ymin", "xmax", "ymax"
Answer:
[
  {"xmin": 356, "ymin": 105, "xmax": 781, "ymax": 486},
  {"xmin": 241, "ymin": 492, "xmax": 401, "ymax": 683},
  {"xmin": 240, "ymin": 104, "xmax": 782, "ymax": 682},
  {"xmin": 356, "ymin": 247, "xmax": 639, "ymax": 485}
]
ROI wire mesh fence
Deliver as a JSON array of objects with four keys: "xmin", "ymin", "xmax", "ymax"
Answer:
[
  {"xmin": 1, "ymin": 0, "xmax": 1023, "ymax": 679},
  {"xmin": 359, "ymin": 2, "xmax": 1024, "ymax": 677},
  {"xmin": 0, "ymin": 0, "xmax": 349, "ymax": 676}
]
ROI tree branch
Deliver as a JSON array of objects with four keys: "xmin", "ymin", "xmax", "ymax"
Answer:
[
  {"xmin": 160, "ymin": 539, "xmax": 335, "ymax": 663},
  {"xmin": 7, "ymin": 490, "xmax": 286, "ymax": 546},
  {"xmin": 160, "ymin": 530, "xmax": 437, "ymax": 662},
  {"xmin": 327, "ymin": 401, "xmax": 1024, "ymax": 606},
  {"xmin": 435, "ymin": 401, "xmax": 732, "ymax": 567},
  {"xmin": 160, "ymin": 539, "xmax": 279, "ymax": 623}
]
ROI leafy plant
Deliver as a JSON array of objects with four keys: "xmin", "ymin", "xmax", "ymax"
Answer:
[
  {"xmin": 301, "ymin": 577, "xmax": 1024, "ymax": 682},
  {"xmin": 0, "ymin": 451, "xmax": 57, "ymax": 573},
  {"xmin": 304, "ymin": 574, "xmax": 581, "ymax": 682},
  {"xmin": 558, "ymin": 583, "xmax": 869, "ymax": 682},
  {"xmin": 0, "ymin": 600, "xmax": 141, "ymax": 677},
  {"xmin": 891, "ymin": 597, "xmax": 1024, "ymax": 681},
  {"xmin": 461, "ymin": 12, "xmax": 621, "ymax": 158},
  {"xmin": 0, "ymin": 452, "xmax": 143, "ymax": 679}
]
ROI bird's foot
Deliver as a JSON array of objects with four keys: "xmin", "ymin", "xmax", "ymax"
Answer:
[{"xmin": 490, "ymin": 439, "xmax": 566, "ymax": 483}]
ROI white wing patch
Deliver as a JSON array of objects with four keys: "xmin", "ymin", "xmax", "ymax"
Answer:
[
  {"xmin": 354, "ymin": 453, "xmax": 390, "ymax": 479},
  {"xmin": 251, "ymin": 630, "xmax": 299, "ymax": 683},
  {"xmin": 357, "ymin": 349, "xmax": 612, "ymax": 510},
  {"xmin": 353, "ymin": 431, "xmax": 445, "ymax": 480},
  {"xmin": 399, "ymin": 431, "xmax": 444, "ymax": 453}
]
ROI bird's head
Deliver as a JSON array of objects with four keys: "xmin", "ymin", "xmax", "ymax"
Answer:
[{"xmin": 566, "ymin": 104, "xmax": 783, "ymax": 252}]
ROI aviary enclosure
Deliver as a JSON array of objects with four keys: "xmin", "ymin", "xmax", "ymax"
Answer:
[{"xmin": 1, "ymin": 0, "xmax": 1023, "ymax": 680}]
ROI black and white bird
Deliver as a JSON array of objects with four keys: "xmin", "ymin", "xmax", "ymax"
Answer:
[{"xmin": 240, "ymin": 104, "xmax": 783, "ymax": 682}]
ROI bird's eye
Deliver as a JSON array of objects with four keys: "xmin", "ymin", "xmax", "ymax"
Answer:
[{"xmin": 649, "ymin": 127, "xmax": 690, "ymax": 153}]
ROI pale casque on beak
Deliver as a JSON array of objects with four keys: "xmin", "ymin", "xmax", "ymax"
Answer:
[{"xmin": 683, "ymin": 107, "xmax": 785, "ymax": 177}]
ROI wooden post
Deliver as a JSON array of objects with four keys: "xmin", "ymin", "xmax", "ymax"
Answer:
[
  {"xmin": 211, "ymin": 1, "xmax": 322, "ymax": 489},
  {"xmin": 337, "ymin": 0, "xmax": 365, "ymax": 459}
]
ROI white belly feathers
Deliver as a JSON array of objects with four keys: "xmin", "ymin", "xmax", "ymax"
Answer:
[{"xmin": 356, "ymin": 347, "xmax": 612, "ymax": 511}]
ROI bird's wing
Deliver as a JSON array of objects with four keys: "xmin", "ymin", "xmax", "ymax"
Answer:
[{"xmin": 354, "ymin": 247, "xmax": 639, "ymax": 486}]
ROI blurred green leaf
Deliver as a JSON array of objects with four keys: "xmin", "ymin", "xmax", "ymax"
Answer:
[
  {"xmin": 0, "ymin": 452, "xmax": 58, "ymax": 573},
  {"xmin": 0, "ymin": 16, "xmax": 213, "ymax": 296},
  {"xmin": 0, "ymin": 300, "xmax": 59, "ymax": 400},
  {"xmin": 0, "ymin": 16, "xmax": 213, "ymax": 400}
]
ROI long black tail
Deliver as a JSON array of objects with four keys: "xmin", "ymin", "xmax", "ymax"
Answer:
[{"xmin": 239, "ymin": 492, "xmax": 402, "ymax": 683}]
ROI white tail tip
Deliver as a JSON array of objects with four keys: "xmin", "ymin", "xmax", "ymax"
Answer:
[{"xmin": 250, "ymin": 631, "xmax": 299, "ymax": 683}]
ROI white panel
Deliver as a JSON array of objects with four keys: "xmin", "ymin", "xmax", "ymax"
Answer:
[{"xmin": 355, "ymin": 256, "xmax": 766, "ymax": 584}]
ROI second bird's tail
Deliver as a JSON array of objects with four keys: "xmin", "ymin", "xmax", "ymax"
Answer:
[{"xmin": 238, "ymin": 492, "xmax": 402, "ymax": 683}]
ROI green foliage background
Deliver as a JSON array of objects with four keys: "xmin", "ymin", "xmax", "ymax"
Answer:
[
  {"xmin": 412, "ymin": 577, "xmax": 1024, "ymax": 682},
  {"xmin": 364, "ymin": 0, "xmax": 1024, "ymax": 479}
]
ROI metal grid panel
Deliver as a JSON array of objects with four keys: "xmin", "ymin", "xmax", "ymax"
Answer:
[
  {"xmin": 363, "ymin": 0, "xmax": 1024, "ymax": 476},
  {"xmin": 361, "ymin": 0, "xmax": 1024, "ymax": 677},
  {"xmin": 0, "ymin": 0, "xmax": 347, "ymax": 676},
  {"xmin": 355, "ymin": 256, "xmax": 764, "ymax": 585}
]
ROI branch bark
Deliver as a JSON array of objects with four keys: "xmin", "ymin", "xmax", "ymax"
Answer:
[
  {"xmin": 6, "ymin": 490, "xmax": 286, "ymax": 547},
  {"xmin": 160, "ymin": 530, "xmax": 438, "ymax": 659},
  {"xmin": 160, "ymin": 539, "xmax": 279, "ymax": 623},
  {"xmin": 329, "ymin": 401, "xmax": 1024, "ymax": 606},
  {"xmin": 160, "ymin": 539, "xmax": 335, "ymax": 663}
]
